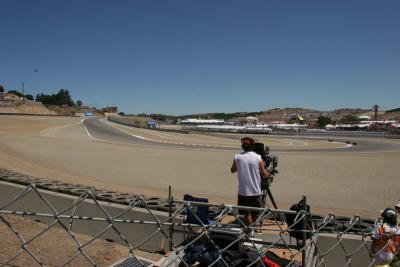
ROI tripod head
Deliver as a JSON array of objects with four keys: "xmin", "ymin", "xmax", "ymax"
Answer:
[{"xmin": 254, "ymin": 142, "xmax": 279, "ymax": 177}]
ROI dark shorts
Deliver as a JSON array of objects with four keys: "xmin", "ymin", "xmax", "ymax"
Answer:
[{"xmin": 237, "ymin": 195, "xmax": 262, "ymax": 216}]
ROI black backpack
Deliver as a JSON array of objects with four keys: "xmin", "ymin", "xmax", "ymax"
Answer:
[{"xmin": 285, "ymin": 200, "xmax": 313, "ymax": 240}]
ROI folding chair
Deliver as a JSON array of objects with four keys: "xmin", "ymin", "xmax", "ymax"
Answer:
[{"xmin": 183, "ymin": 194, "xmax": 215, "ymax": 225}]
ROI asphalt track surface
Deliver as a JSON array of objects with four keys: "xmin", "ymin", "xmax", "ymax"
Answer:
[{"xmin": 83, "ymin": 117, "xmax": 400, "ymax": 153}]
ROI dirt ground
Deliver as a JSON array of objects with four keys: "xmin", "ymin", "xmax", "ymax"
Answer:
[
  {"xmin": 0, "ymin": 214, "xmax": 301, "ymax": 266},
  {"xmin": 0, "ymin": 214, "xmax": 163, "ymax": 266}
]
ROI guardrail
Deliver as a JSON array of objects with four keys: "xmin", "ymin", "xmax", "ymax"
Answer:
[
  {"xmin": 1, "ymin": 171, "xmax": 398, "ymax": 266},
  {"xmin": 107, "ymin": 117, "xmax": 189, "ymax": 134},
  {"xmin": 183, "ymin": 126, "xmax": 388, "ymax": 138},
  {"xmin": 273, "ymin": 130, "xmax": 387, "ymax": 138}
]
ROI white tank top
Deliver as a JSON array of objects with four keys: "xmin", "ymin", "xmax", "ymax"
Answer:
[{"xmin": 234, "ymin": 151, "xmax": 262, "ymax": 196}]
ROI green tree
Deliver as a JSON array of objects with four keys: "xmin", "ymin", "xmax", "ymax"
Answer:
[
  {"xmin": 54, "ymin": 89, "xmax": 75, "ymax": 106},
  {"xmin": 24, "ymin": 94, "xmax": 34, "ymax": 100},
  {"xmin": 36, "ymin": 93, "xmax": 56, "ymax": 105},
  {"xmin": 35, "ymin": 89, "xmax": 75, "ymax": 106},
  {"xmin": 0, "ymin": 85, "xmax": 4, "ymax": 93},
  {"xmin": 339, "ymin": 115, "xmax": 360, "ymax": 124},
  {"xmin": 76, "ymin": 100, "xmax": 82, "ymax": 106},
  {"xmin": 316, "ymin": 116, "xmax": 332, "ymax": 128},
  {"xmin": 8, "ymin": 90, "xmax": 24, "ymax": 97}
]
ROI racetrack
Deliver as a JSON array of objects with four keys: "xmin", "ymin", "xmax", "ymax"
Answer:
[
  {"xmin": 84, "ymin": 117, "xmax": 400, "ymax": 153},
  {"xmin": 1, "ymin": 115, "xmax": 400, "ymax": 218}
]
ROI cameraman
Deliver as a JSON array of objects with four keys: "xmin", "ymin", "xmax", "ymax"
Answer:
[{"xmin": 231, "ymin": 137, "xmax": 270, "ymax": 227}]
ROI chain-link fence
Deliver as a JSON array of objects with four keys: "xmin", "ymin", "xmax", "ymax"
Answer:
[{"xmin": 0, "ymin": 174, "xmax": 399, "ymax": 266}]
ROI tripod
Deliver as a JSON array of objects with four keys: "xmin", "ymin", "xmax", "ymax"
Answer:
[
  {"xmin": 261, "ymin": 178, "xmax": 279, "ymax": 209},
  {"xmin": 261, "ymin": 177, "xmax": 284, "ymax": 223}
]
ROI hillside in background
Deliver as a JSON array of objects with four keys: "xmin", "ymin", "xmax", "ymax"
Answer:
[
  {"xmin": 143, "ymin": 107, "xmax": 374, "ymax": 123},
  {"xmin": 383, "ymin": 108, "xmax": 400, "ymax": 120},
  {"xmin": 0, "ymin": 101, "xmax": 57, "ymax": 115}
]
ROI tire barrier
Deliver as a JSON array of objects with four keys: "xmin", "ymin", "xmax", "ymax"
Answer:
[
  {"xmin": 70, "ymin": 188, "xmax": 92, "ymax": 196},
  {"xmin": 313, "ymin": 214, "xmax": 343, "ymax": 233},
  {"xmin": 317, "ymin": 221, "xmax": 338, "ymax": 233},
  {"xmin": 96, "ymin": 193, "xmax": 117, "ymax": 202},
  {"xmin": 343, "ymin": 222, "xmax": 373, "ymax": 234},
  {"xmin": 314, "ymin": 215, "xmax": 376, "ymax": 234},
  {"xmin": 0, "ymin": 168, "xmax": 172, "ymax": 213},
  {"xmin": 334, "ymin": 216, "xmax": 351, "ymax": 232},
  {"xmin": 158, "ymin": 201, "xmax": 178, "ymax": 212},
  {"xmin": 144, "ymin": 197, "xmax": 162, "ymax": 210},
  {"xmin": 310, "ymin": 214, "xmax": 325, "ymax": 228},
  {"xmin": 47, "ymin": 185, "xmax": 75, "ymax": 193}
]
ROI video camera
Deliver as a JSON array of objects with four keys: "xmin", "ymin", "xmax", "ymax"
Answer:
[
  {"xmin": 254, "ymin": 142, "xmax": 279, "ymax": 190},
  {"xmin": 254, "ymin": 142, "xmax": 280, "ymax": 209},
  {"xmin": 254, "ymin": 142, "xmax": 278, "ymax": 174},
  {"xmin": 265, "ymin": 154, "xmax": 279, "ymax": 175}
]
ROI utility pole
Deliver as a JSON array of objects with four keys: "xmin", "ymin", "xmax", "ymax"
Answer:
[
  {"xmin": 373, "ymin": 105, "xmax": 379, "ymax": 120},
  {"xmin": 21, "ymin": 81, "xmax": 25, "ymax": 101}
]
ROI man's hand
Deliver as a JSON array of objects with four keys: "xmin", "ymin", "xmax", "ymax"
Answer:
[
  {"xmin": 231, "ymin": 159, "xmax": 237, "ymax": 173},
  {"xmin": 259, "ymin": 160, "xmax": 270, "ymax": 178}
]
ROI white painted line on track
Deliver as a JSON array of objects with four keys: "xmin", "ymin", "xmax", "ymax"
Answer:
[
  {"xmin": 102, "ymin": 118, "xmax": 238, "ymax": 149},
  {"xmin": 332, "ymin": 141, "xmax": 353, "ymax": 148},
  {"xmin": 81, "ymin": 118, "xmax": 99, "ymax": 141},
  {"xmin": 81, "ymin": 118, "xmax": 132, "ymax": 146},
  {"xmin": 81, "ymin": 118, "xmax": 163, "ymax": 148}
]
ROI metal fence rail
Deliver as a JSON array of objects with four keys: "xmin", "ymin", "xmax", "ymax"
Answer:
[
  {"xmin": 189, "ymin": 127, "xmax": 387, "ymax": 138},
  {"xmin": 0, "ymin": 182, "xmax": 399, "ymax": 267}
]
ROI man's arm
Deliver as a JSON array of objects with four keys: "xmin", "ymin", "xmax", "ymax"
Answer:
[
  {"xmin": 259, "ymin": 160, "xmax": 270, "ymax": 178},
  {"xmin": 231, "ymin": 159, "xmax": 237, "ymax": 173}
]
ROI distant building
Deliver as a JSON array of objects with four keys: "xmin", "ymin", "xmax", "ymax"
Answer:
[
  {"xmin": 245, "ymin": 116, "xmax": 258, "ymax": 124},
  {"xmin": 358, "ymin": 115, "xmax": 372, "ymax": 121},
  {"xmin": 101, "ymin": 106, "xmax": 118, "ymax": 113},
  {"xmin": 101, "ymin": 106, "xmax": 118, "ymax": 117},
  {"xmin": 180, "ymin": 118, "xmax": 224, "ymax": 125}
]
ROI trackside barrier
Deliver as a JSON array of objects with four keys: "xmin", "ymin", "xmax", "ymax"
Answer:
[
  {"xmin": 0, "ymin": 179, "xmax": 398, "ymax": 266},
  {"xmin": 0, "ymin": 169, "xmax": 169, "ymax": 211},
  {"xmin": 107, "ymin": 117, "xmax": 189, "ymax": 134},
  {"xmin": 183, "ymin": 126, "xmax": 388, "ymax": 138}
]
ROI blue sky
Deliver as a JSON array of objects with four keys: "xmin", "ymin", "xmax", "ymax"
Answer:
[{"xmin": 1, "ymin": 1, "xmax": 399, "ymax": 115}]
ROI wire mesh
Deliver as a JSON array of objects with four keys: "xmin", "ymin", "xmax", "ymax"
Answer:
[{"xmin": 0, "ymin": 181, "xmax": 399, "ymax": 267}]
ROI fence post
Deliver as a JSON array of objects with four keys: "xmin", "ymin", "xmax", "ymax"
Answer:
[
  {"xmin": 301, "ymin": 195, "xmax": 307, "ymax": 264},
  {"xmin": 168, "ymin": 185, "xmax": 174, "ymax": 251}
]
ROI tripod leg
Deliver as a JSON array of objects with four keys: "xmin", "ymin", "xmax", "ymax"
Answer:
[
  {"xmin": 266, "ymin": 187, "xmax": 278, "ymax": 209},
  {"xmin": 261, "ymin": 191, "xmax": 267, "ymax": 207},
  {"xmin": 266, "ymin": 187, "xmax": 285, "ymax": 223}
]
